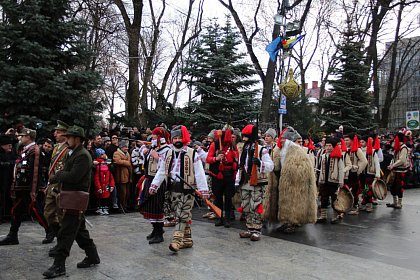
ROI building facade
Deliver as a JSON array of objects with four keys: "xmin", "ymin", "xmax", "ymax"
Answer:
[{"xmin": 378, "ymin": 36, "xmax": 420, "ymax": 129}]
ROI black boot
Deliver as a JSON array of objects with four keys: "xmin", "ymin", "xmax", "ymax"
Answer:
[
  {"xmin": 77, "ymin": 245, "xmax": 100, "ymax": 268},
  {"xmin": 149, "ymin": 223, "xmax": 164, "ymax": 244},
  {"xmin": 146, "ymin": 223, "xmax": 157, "ymax": 240},
  {"xmin": 215, "ymin": 218, "xmax": 224, "ymax": 226},
  {"xmin": 0, "ymin": 231, "xmax": 19, "ymax": 246},
  {"xmin": 43, "ymin": 259, "xmax": 66, "ymax": 278},
  {"xmin": 42, "ymin": 229, "xmax": 54, "ymax": 244},
  {"xmin": 49, "ymin": 244, "xmax": 59, "ymax": 257},
  {"xmin": 43, "ymin": 223, "xmax": 59, "ymax": 244}
]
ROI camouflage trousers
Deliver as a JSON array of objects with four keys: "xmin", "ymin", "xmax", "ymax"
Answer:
[
  {"xmin": 171, "ymin": 191, "xmax": 194, "ymax": 232},
  {"xmin": 240, "ymin": 183, "xmax": 264, "ymax": 230}
]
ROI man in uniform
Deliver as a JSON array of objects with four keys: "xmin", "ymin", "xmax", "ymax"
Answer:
[
  {"xmin": 43, "ymin": 126, "xmax": 100, "ymax": 278},
  {"xmin": 0, "ymin": 128, "xmax": 45, "ymax": 245},
  {"xmin": 43, "ymin": 121, "xmax": 69, "ymax": 246}
]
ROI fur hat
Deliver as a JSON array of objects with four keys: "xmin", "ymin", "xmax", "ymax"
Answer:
[
  {"xmin": 233, "ymin": 128, "xmax": 241, "ymax": 138},
  {"xmin": 171, "ymin": 125, "xmax": 191, "ymax": 145},
  {"xmin": 208, "ymin": 129, "xmax": 216, "ymax": 140},
  {"xmin": 282, "ymin": 126, "xmax": 301, "ymax": 142},
  {"xmin": 265, "ymin": 128, "xmax": 276, "ymax": 139},
  {"xmin": 325, "ymin": 137, "xmax": 338, "ymax": 147},
  {"xmin": 119, "ymin": 139, "xmax": 129, "ymax": 148}
]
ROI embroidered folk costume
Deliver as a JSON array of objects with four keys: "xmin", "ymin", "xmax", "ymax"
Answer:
[
  {"xmin": 386, "ymin": 132, "xmax": 409, "ymax": 209},
  {"xmin": 236, "ymin": 124, "xmax": 273, "ymax": 241},
  {"xmin": 317, "ymin": 138, "xmax": 345, "ymax": 224},
  {"xmin": 150, "ymin": 125, "xmax": 209, "ymax": 252},
  {"xmin": 138, "ymin": 127, "xmax": 172, "ymax": 244}
]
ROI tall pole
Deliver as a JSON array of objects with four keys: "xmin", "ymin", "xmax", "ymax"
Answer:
[{"xmin": 275, "ymin": 1, "xmax": 287, "ymax": 132}]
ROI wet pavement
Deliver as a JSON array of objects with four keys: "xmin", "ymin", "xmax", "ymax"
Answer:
[{"xmin": 0, "ymin": 189, "xmax": 419, "ymax": 280}]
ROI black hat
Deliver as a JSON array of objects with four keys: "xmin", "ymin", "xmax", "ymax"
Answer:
[
  {"xmin": 63, "ymin": 125, "xmax": 86, "ymax": 140},
  {"xmin": 0, "ymin": 135, "xmax": 13, "ymax": 145},
  {"xmin": 325, "ymin": 137, "xmax": 338, "ymax": 147}
]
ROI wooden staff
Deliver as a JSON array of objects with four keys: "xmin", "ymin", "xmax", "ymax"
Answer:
[{"xmin": 175, "ymin": 174, "xmax": 222, "ymax": 218}]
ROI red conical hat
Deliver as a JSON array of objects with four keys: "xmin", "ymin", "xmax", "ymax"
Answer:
[
  {"xmin": 394, "ymin": 135, "xmax": 401, "ymax": 152},
  {"xmin": 367, "ymin": 137, "xmax": 373, "ymax": 155},
  {"xmin": 350, "ymin": 134, "xmax": 359, "ymax": 153},
  {"xmin": 331, "ymin": 145, "xmax": 343, "ymax": 158},
  {"xmin": 340, "ymin": 138, "xmax": 347, "ymax": 152}
]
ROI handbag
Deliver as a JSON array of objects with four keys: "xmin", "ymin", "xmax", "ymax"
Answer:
[{"xmin": 58, "ymin": 190, "xmax": 90, "ymax": 211}]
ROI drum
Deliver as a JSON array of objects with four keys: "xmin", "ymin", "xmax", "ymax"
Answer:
[
  {"xmin": 333, "ymin": 186, "xmax": 354, "ymax": 213},
  {"xmin": 372, "ymin": 179, "xmax": 387, "ymax": 200}
]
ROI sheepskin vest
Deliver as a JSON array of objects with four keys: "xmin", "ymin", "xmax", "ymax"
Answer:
[
  {"xmin": 318, "ymin": 154, "xmax": 343, "ymax": 184},
  {"xmin": 165, "ymin": 147, "xmax": 197, "ymax": 187}
]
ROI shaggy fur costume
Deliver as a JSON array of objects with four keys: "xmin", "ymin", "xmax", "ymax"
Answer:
[{"xmin": 263, "ymin": 145, "xmax": 317, "ymax": 224}]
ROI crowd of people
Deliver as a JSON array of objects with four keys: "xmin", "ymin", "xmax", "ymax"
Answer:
[{"xmin": 0, "ymin": 120, "xmax": 419, "ymax": 278}]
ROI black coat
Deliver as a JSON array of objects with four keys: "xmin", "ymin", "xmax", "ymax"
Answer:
[
  {"xmin": 53, "ymin": 145, "xmax": 92, "ymax": 192},
  {"xmin": 0, "ymin": 148, "xmax": 16, "ymax": 191}
]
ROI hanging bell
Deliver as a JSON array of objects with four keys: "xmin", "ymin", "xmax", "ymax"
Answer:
[{"xmin": 278, "ymin": 69, "xmax": 302, "ymax": 98}]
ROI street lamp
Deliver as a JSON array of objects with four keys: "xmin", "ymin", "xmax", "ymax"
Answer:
[
  {"xmin": 274, "ymin": 13, "xmax": 285, "ymax": 26},
  {"xmin": 371, "ymin": 106, "xmax": 378, "ymax": 119}
]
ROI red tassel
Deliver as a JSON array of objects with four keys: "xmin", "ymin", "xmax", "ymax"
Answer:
[
  {"xmin": 237, "ymin": 207, "xmax": 244, "ymax": 214},
  {"xmin": 181, "ymin": 126, "xmax": 191, "ymax": 145},
  {"xmin": 340, "ymin": 138, "xmax": 347, "ymax": 152},
  {"xmin": 394, "ymin": 136, "xmax": 401, "ymax": 152},
  {"xmin": 256, "ymin": 203, "xmax": 264, "ymax": 215},
  {"xmin": 373, "ymin": 136, "xmax": 380, "ymax": 151},
  {"xmin": 367, "ymin": 137, "xmax": 373, "ymax": 155},
  {"xmin": 223, "ymin": 128, "xmax": 232, "ymax": 145},
  {"xmin": 351, "ymin": 135, "xmax": 359, "ymax": 153},
  {"xmin": 277, "ymin": 127, "xmax": 288, "ymax": 149},
  {"xmin": 308, "ymin": 138, "xmax": 315, "ymax": 151},
  {"xmin": 331, "ymin": 145, "xmax": 342, "ymax": 158}
]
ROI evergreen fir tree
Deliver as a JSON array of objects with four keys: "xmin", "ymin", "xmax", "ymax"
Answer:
[
  {"xmin": 182, "ymin": 18, "xmax": 259, "ymax": 134},
  {"xmin": 320, "ymin": 30, "xmax": 373, "ymax": 133},
  {"xmin": 0, "ymin": 0, "xmax": 102, "ymax": 132}
]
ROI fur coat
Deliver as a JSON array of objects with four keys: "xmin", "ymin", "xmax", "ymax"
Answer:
[{"xmin": 263, "ymin": 143, "xmax": 317, "ymax": 225}]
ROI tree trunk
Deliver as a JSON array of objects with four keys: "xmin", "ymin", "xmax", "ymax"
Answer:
[
  {"xmin": 127, "ymin": 30, "xmax": 140, "ymax": 125},
  {"xmin": 365, "ymin": 2, "xmax": 389, "ymax": 125},
  {"xmin": 261, "ymin": 23, "xmax": 280, "ymax": 122}
]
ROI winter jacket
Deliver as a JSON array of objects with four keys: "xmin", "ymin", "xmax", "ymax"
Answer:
[
  {"xmin": 113, "ymin": 149, "xmax": 132, "ymax": 183},
  {"xmin": 94, "ymin": 158, "xmax": 115, "ymax": 199}
]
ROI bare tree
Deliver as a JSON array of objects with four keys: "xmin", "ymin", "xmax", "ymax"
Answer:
[
  {"xmin": 217, "ymin": 0, "xmax": 312, "ymax": 123},
  {"xmin": 114, "ymin": 0, "xmax": 143, "ymax": 125}
]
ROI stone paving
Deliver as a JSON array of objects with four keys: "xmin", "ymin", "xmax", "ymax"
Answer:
[{"xmin": 0, "ymin": 189, "xmax": 420, "ymax": 280}]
